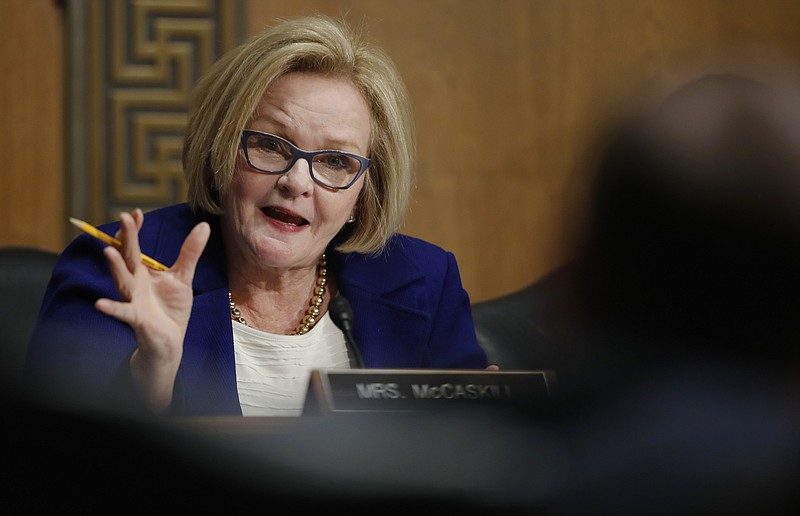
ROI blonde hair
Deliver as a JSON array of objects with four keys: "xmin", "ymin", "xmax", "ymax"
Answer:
[{"xmin": 183, "ymin": 15, "xmax": 415, "ymax": 254}]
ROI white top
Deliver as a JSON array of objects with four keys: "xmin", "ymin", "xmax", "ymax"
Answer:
[{"xmin": 232, "ymin": 312, "xmax": 351, "ymax": 417}]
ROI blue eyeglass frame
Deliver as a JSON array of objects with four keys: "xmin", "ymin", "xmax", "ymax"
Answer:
[{"xmin": 240, "ymin": 130, "xmax": 370, "ymax": 190}]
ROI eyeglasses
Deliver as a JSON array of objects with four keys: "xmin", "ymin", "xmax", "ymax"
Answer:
[{"xmin": 240, "ymin": 130, "xmax": 370, "ymax": 190}]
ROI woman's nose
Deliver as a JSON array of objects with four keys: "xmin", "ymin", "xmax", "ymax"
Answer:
[{"xmin": 278, "ymin": 158, "xmax": 315, "ymax": 194}]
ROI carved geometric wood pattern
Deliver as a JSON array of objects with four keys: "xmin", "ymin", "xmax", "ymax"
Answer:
[{"xmin": 67, "ymin": 0, "xmax": 243, "ymax": 227}]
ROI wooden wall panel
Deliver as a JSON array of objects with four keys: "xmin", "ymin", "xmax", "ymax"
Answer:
[
  {"xmin": 0, "ymin": 0, "xmax": 64, "ymax": 252},
  {"xmin": 66, "ymin": 0, "xmax": 243, "ymax": 232},
  {"xmin": 244, "ymin": 0, "xmax": 800, "ymax": 302},
  {"xmin": 4, "ymin": 1, "xmax": 800, "ymax": 303}
]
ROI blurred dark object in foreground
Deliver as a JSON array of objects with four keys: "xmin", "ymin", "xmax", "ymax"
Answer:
[
  {"xmin": 2, "ymin": 380, "xmax": 798, "ymax": 515},
  {"xmin": 555, "ymin": 72, "xmax": 800, "ymax": 405}
]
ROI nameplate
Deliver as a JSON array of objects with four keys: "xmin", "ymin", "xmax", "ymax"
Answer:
[{"xmin": 303, "ymin": 369, "xmax": 556, "ymax": 415}]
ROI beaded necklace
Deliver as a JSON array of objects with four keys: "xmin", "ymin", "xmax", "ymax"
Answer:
[{"xmin": 228, "ymin": 254, "xmax": 327, "ymax": 335}]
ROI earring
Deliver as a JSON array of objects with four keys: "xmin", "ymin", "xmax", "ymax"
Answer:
[{"xmin": 347, "ymin": 214, "xmax": 356, "ymax": 223}]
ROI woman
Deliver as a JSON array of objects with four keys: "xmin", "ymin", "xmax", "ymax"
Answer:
[{"xmin": 25, "ymin": 15, "xmax": 488, "ymax": 416}]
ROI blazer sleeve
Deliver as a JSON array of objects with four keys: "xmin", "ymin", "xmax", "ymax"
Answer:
[{"xmin": 23, "ymin": 234, "xmax": 148, "ymax": 413}]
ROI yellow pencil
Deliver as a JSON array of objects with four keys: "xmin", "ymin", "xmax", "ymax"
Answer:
[{"xmin": 69, "ymin": 217, "xmax": 169, "ymax": 271}]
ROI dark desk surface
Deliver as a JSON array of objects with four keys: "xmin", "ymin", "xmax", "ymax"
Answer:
[
  {"xmin": 7, "ymin": 389, "xmax": 798, "ymax": 516},
  {"xmin": 167, "ymin": 415, "xmax": 301, "ymax": 436}
]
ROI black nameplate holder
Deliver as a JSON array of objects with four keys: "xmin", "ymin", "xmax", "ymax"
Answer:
[{"xmin": 303, "ymin": 369, "xmax": 556, "ymax": 415}]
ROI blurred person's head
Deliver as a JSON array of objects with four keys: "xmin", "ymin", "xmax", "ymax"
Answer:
[{"xmin": 570, "ymin": 71, "xmax": 800, "ymax": 378}]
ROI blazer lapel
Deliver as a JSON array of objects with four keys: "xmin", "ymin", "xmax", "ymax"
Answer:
[{"xmin": 330, "ymin": 240, "xmax": 434, "ymax": 365}]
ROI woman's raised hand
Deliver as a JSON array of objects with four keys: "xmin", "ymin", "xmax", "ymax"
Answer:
[{"xmin": 94, "ymin": 209, "xmax": 210, "ymax": 412}]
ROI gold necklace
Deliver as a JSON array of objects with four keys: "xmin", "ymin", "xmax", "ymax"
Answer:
[{"xmin": 228, "ymin": 254, "xmax": 327, "ymax": 335}]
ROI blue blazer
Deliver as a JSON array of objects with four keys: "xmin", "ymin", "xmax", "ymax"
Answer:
[{"xmin": 24, "ymin": 204, "xmax": 487, "ymax": 415}]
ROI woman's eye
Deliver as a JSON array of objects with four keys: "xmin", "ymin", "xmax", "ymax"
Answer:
[
  {"xmin": 320, "ymin": 154, "xmax": 348, "ymax": 169},
  {"xmin": 257, "ymin": 138, "xmax": 281, "ymax": 152}
]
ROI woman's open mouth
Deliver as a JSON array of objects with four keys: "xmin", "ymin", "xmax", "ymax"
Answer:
[{"xmin": 262, "ymin": 206, "xmax": 309, "ymax": 226}]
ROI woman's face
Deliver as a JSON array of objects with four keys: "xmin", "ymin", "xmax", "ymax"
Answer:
[{"xmin": 221, "ymin": 72, "xmax": 370, "ymax": 272}]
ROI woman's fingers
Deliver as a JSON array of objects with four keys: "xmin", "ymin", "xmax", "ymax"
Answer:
[
  {"xmin": 104, "ymin": 211, "xmax": 210, "ymax": 292},
  {"xmin": 103, "ymin": 210, "xmax": 150, "ymax": 306},
  {"xmin": 95, "ymin": 246, "xmax": 141, "ymax": 324},
  {"xmin": 103, "ymin": 245, "xmax": 134, "ymax": 300},
  {"xmin": 171, "ymin": 222, "xmax": 211, "ymax": 283},
  {"xmin": 132, "ymin": 208, "xmax": 145, "ymax": 230},
  {"xmin": 94, "ymin": 297, "xmax": 135, "ymax": 325},
  {"xmin": 118, "ymin": 212, "xmax": 144, "ymax": 272}
]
